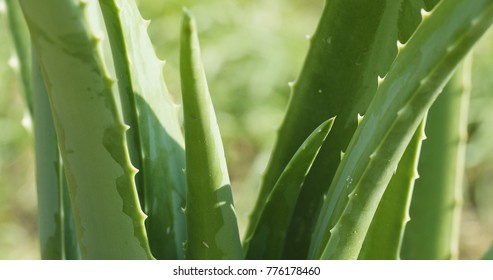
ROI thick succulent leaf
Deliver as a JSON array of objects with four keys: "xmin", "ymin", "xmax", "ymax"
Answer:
[
  {"xmin": 401, "ymin": 58, "xmax": 471, "ymax": 260},
  {"xmin": 20, "ymin": 0, "xmax": 152, "ymax": 259},
  {"xmin": 99, "ymin": 0, "xmax": 187, "ymax": 260},
  {"xmin": 310, "ymin": 0, "xmax": 493, "ymax": 260},
  {"xmin": 60, "ymin": 164, "xmax": 80, "ymax": 259},
  {"xmin": 98, "ymin": 0, "xmax": 144, "ymax": 209},
  {"xmin": 180, "ymin": 9, "xmax": 243, "ymax": 260},
  {"xmin": 4, "ymin": 0, "xmax": 32, "ymax": 115},
  {"xmin": 358, "ymin": 119, "xmax": 426, "ymax": 260},
  {"xmin": 245, "ymin": 118, "xmax": 334, "ymax": 260},
  {"xmin": 8, "ymin": 0, "xmax": 80, "ymax": 259},
  {"xmin": 33, "ymin": 52, "xmax": 80, "ymax": 260},
  {"xmin": 246, "ymin": 0, "xmax": 431, "ymax": 259}
]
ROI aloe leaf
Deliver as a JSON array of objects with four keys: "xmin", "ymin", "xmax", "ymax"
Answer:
[
  {"xmin": 4, "ymin": 0, "xmax": 32, "ymax": 115},
  {"xmin": 180, "ymin": 9, "xmax": 242, "ymax": 260},
  {"xmin": 20, "ymin": 0, "xmax": 152, "ymax": 259},
  {"xmin": 244, "ymin": 118, "xmax": 334, "ymax": 259},
  {"xmin": 401, "ymin": 58, "xmax": 471, "ymax": 260},
  {"xmin": 99, "ymin": 0, "xmax": 187, "ymax": 260},
  {"xmin": 33, "ymin": 52, "xmax": 79, "ymax": 259},
  {"xmin": 246, "ymin": 0, "xmax": 432, "ymax": 259},
  {"xmin": 7, "ymin": 0, "xmax": 80, "ymax": 259},
  {"xmin": 32, "ymin": 53, "xmax": 61, "ymax": 259},
  {"xmin": 98, "ymin": 0, "xmax": 144, "ymax": 210},
  {"xmin": 310, "ymin": 0, "xmax": 493, "ymax": 260},
  {"xmin": 358, "ymin": 119, "xmax": 426, "ymax": 260},
  {"xmin": 59, "ymin": 164, "xmax": 80, "ymax": 259}
]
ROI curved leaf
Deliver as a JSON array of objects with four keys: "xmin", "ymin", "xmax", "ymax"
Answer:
[
  {"xmin": 310, "ymin": 0, "xmax": 493, "ymax": 260},
  {"xmin": 358, "ymin": 119, "xmax": 426, "ymax": 260},
  {"xmin": 99, "ymin": 0, "xmax": 187, "ymax": 260},
  {"xmin": 401, "ymin": 58, "xmax": 471, "ymax": 260},
  {"xmin": 33, "ymin": 52, "xmax": 80, "ymax": 260},
  {"xmin": 245, "ymin": 118, "xmax": 334, "ymax": 259},
  {"xmin": 20, "ymin": 0, "xmax": 152, "ymax": 259}
]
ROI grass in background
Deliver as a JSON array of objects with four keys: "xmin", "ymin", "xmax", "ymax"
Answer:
[{"xmin": 0, "ymin": 9, "xmax": 38, "ymax": 259}]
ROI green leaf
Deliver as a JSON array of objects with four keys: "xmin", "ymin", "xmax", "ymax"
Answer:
[
  {"xmin": 245, "ymin": 118, "xmax": 334, "ymax": 260},
  {"xmin": 401, "ymin": 58, "xmax": 471, "ymax": 260},
  {"xmin": 180, "ymin": 9, "xmax": 243, "ymax": 260},
  {"xmin": 358, "ymin": 119, "xmax": 426, "ymax": 260},
  {"xmin": 99, "ymin": 0, "xmax": 187, "ymax": 260},
  {"xmin": 20, "ymin": 0, "xmax": 152, "ymax": 259},
  {"xmin": 247, "ymin": 0, "xmax": 430, "ymax": 259},
  {"xmin": 33, "ymin": 51, "xmax": 80, "ymax": 260},
  {"xmin": 60, "ymin": 165, "xmax": 80, "ymax": 259},
  {"xmin": 310, "ymin": 0, "xmax": 493, "ymax": 260}
]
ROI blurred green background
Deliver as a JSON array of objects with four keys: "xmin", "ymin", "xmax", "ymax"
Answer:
[{"xmin": 0, "ymin": 0, "xmax": 491, "ymax": 259}]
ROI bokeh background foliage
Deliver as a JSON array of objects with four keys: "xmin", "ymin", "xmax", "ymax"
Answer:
[{"xmin": 0, "ymin": 0, "xmax": 492, "ymax": 259}]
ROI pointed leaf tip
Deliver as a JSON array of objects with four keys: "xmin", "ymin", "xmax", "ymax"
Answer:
[
  {"xmin": 181, "ymin": 7, "xmax": 195, "ymax": 34},
  {"xmin": 180, "ymin": 7, "xmax": 242, "ymax": 259},
  {"xmin": 245, "ymin": 117, "xmax": 335, "ymax": 259},
  {"xmin": 319, "ymin": 117, "xmax": 335, "ymax": 139}
]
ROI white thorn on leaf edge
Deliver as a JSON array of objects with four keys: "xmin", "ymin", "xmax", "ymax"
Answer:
[
  {"xmin": 143, "ymin": 19, "xmax": 151, "ymax": 29},
  {"xmin": 230, "ymin": 204, "xmax": 237, "ymax": 215},
  {"xmin": 93, "ymin": 31, "xmax": 105, "ymax": 43},
  {"xmin": 8, "ymin": 55, "xmax": 19, "ymax": 71},
  {"xmin": 377, "ymin": 75, "xmax": 385, "ymax": 86},
  {"xmin": 357, "ymin": 113, "xmax": 364, "ymax": 124},
  {"xmin": 214, "ymin": 201, "xmax": 226, "ymax": 208},
  {"xmin": 420, "ymin": 8, "xmax": 431, "ymax": 19},
  {"xmin": 397, "ymin": 40, "xmax": 406, "ymax": 51},
  {"xmin": 21, "ymin": 113, "xmax": 32, "ymax": 131}
]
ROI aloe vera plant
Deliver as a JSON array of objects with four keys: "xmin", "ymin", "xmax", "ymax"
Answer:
[
  {"xmin": 310, "ymin": 0, "xmax": 493, "ymax": 259},
  {"xmin": 2, "ymin": 0, "xmax": 493, "ymax": 259}
]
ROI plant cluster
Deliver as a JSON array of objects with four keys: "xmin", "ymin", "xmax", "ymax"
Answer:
[{"xmin": 2, "ymin": 0, "xmax": 493, "ymax": 259}]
